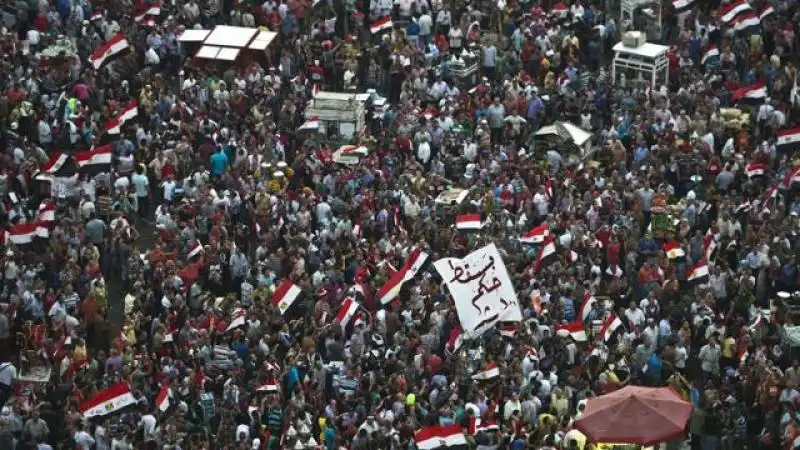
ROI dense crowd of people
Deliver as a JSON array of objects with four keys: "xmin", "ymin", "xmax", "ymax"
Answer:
[{"xmin": 0, "ymin": 0, "xmax": 799, "ymax": 449}]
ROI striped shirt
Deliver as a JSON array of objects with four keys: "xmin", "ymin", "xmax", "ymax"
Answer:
[{"xmin": 96, "ymin": 195, "xmax": 112, "ymax": 218}]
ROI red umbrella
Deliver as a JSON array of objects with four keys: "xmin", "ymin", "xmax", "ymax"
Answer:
[{"xmin": 575, "ymin": 386, "xmax": 693, "ymax": 445}]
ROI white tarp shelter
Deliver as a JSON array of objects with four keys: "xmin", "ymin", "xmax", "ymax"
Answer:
[{"xmin": 535, "ymin": 121, "xmax": 593, "ymax": 154}]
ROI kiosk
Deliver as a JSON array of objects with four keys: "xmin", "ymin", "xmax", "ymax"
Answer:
[{"xmin": 611, "ymin": 41, "xmax": 669, "ymax": 89}]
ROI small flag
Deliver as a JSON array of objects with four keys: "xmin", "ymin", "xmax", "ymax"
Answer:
[
  {"xmin": 415, "ymin": 424, "xmax": 468, "ymax": 450},
  {"xmin": 519, "ymin": 223, "xmax": 550, "ymax": 244},
  {"xmin": 88, "ymin": 33, "xmax": 130, "ymax": 69},
  {"xmin": 471, "ymin": 362, "xmax": 500, "ymax": 380},
  {"xmin": 719, "ymin": 0, "xmax": 751, "ymax": 23},
  {"xmin": 80, "ymin": 382, "xmax": 138, "ymax": 418},
  {"xmin": 272, "ymin": 279, "xmax": 303, "ymax": 316},
  {"xmin": 533, "ymin": 236, "xmax": 557, "ymax": 272},
  {"xmin": 554, "ymin": 321, "xmax": 587, "ymax": 342},
  {"xmin": 687, "ymin": 260, "xmax": 710, "ymax": 283},
  {"xmin": 335, "ymin": 297, "xmax": 360, "ymax": 328},
  {"xmin": 600, "ymin": 312, "xmax": 623, "ymax": 342},
  {"xmin": 701, "ymin": 45, "xmax": 720, "ymax": 65},
  {"xmin": 746, "ymin": 163, "xmax": 767, "ymax": 178},
  {"xmin": 731, "ymin": 80, "xmax": 766, "ymax": 101},
  {"xmin": 663, "ymin": 241, "xmax": 685, "ymax": 259},
  {"xmin": 155, "ymin": 385, "xmax": 172, "ymax": 412},
  {"xmin": 370, "ymin": 16, "xmax": 393, "ymax": 34},
  {"xmin": 298, "ymin": 116, "xmax": 320, "ymax": 131},
  {"xmin": 455, "ymin": 214, "xmax": 483, "ymax": 231}
]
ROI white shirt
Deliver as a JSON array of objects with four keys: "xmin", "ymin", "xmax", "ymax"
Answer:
[
  {"xmin": 0, "ymin": 362, "xmax": 17, "ymax": 386},
  {"xmin": 418, "ymin": 14, "xmax": 433, "ymax": 35},
  {"xmin": 73, "ymin": 430, "xmax": 95, "ymax": 448},
  {"xmin": 131, "ymin": 173, "xmax": 149, "ymax": 197},
  {"xmin": 114, "ymin": 176, "xmax": 130, "ymax": 192},
  {"xmin": 139, "ymin": 414, "xmax": 157, "ymax": 441},
  {"xmin": 162, "ymin": 180, "xmax": 176, "ymax": 201},
  {"xmin": 417, "ymin": 141, "xmax": 431, "ymax": 164},
  {"xmin": 145, "ymin": 48, "xmax": 160, "ymax": 65}
]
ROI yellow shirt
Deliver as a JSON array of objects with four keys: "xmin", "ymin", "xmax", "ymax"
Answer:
[
  {"xmin": 539, "ymin": 412, "xmax": 556, "ymax": 430},
  {"xmin": 722, "ymin": 337, "xmax": 735, "ymax": 359},
  {"xmin": 74, "ymin": 345, "xmax": 87, "ymax": 362}
]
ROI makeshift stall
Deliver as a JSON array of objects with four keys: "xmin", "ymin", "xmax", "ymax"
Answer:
[
  {"xmin": 533, "ymin": 121, "xmax": 593, "ymax": 159},
  {"xmin": 612, "ymin": 41, "xmax": 669, "ymax": 89},
  {"xmin": 304, "ymin": 92, "xmax": 371, "ymax": 140}
]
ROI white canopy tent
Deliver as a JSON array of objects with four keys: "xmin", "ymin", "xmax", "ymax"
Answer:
[
  {"xmin": 611, "ymin": 41, "xmax": 669, "ymax": 90},
  {"xmin": 178, "ymin": 26, "xmax": 278, "ymax": 62}
]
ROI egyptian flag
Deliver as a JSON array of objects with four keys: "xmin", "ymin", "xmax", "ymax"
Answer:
[
  {"xmin": 745, "ymin": 162, "xmax": 767, "ymax": 178},
  {"xmin": 155, "ymin": 385, "xmax": 172, "ymax": 412},
  {"xmin": 663, "ymin": 241, "xmax": 685, "ymax": 259},
  {"xmin": 472, "ymin": 362, "xmax": 500, "ymax": 380},
  {"xmin": 5, "ymin": 222, "xmax": 49, "ymax": 245},
  {"xmin": 370, "ymin": 16, "xmax": 393, "ymax": 34},
  {"xmin": 40, "ymin": 152, "xmax": 69, "ymax": 175},
  {"xmin": 599, "ymin": 312, "xmax": 624, "ymax": 343},
  {"xmin": 468, "ymin": 417, "xmax": 499, "ymax": 435},
  {"xmin": 704, "ymin": 232, "xmax": 718, "ymax": 262},
  {"xmin": 519, "ymin": 223, "xmax": 550, "ymax": 244},
  {"xmin": 187, "ymin": 242, "xmax": 204, "ymax": 259},
  {"xmin": 720, "ymin": 0, "xmax": 751, "ymax": 23},
  {"xmin": 376, "ymin": 247, "xmax": 429, "ymax": 305},
  {"xmin": 776, "ymin": 127, "xmax": 800, "ymax": 153},
  {"xmin": 781, "ymin": 166, "xmax": 800, "ymax": 189},
  {"xmin": 273, "ymin": 279, "xmax": 303, "ymax": 316},
  {"xmin": 760, "ymin": 4, "xmax": 775, "ymax": 21},
  {"xmin": 415, "ymin": 424, "xmax": 468, "ymax": 450},
  {"xmin": 687, "ymin": 260, "xmax": 710, "ymax": 283},
  {"xmin": 738, "ymin": 347, "xmax": 750, "ymax": 364},
  {"xmin": 88, "ymin": 33, "xmax": 130, "ymax": 69},
  {"xmin": 554, "ymin": 321, "xmax": 587, "ymax": 342},
  {"xmin": 672, "ymin": 0, "xmax": 694, "ymax": 13},
  {"xmin": 105, "ymin": 101, "xmax": 139, "ymax": 135},
  {"xmin": 256, "ymin": 380, "xmax": 280, "ymax": 393},
  {"xmin": 733, "ymin": 11, "xmax": 761, "ymax": 34},
  {"xmin": 134, "ymin": 1, "xmax": 161, "ymax": 24},
  {"xmin": 564, "ymin": 249, "xmax": 579, "ymax": 265},
  {"xmin": 580, "ymin": 292, "xmax": 597, "ymax": 322},
  {"xmin": 446, "ymin": 325, "xmax": 464, "ymax": 354},
  {"xmin": 80, "ymin": 382, "xmax": 138, "ymax": 418},
  {"xmin": 732, "ymin": 80, "xmax": 766, "ymax": 102},
  {"xmin": 335, "ymin": 297, "xmax": 360, "ymax": 328},
  {"xmin": 533, "ymin": 236, "xmax": 557, "ymax": 272},
  {"xmin": 74, "ymin": 145, "xmax": 113, "ymax": 174},
  {"xmin": 224, "ymin": 308, "xmax": 247, "ymax": 332},
  {"xmin": 298, "ymin": 115, "xmax": 320, "ymax": 131},
  {"xmin": 701, "ymin": 45, "xmax": 720, "ymax": 65},
  {"xmin": 761, "ymin": 184, "xmax": 779, "ymax": 213},
  {"xmin": 36, "ymin": 200, "xmax": 56, "ymax": 224},
  {"xmin": 551, "ymin": 2, "xmax": 568, "ymax": 18},
  {"xmin": 456, "ymin": 214, "xmax": 483, "ymax": 231}
]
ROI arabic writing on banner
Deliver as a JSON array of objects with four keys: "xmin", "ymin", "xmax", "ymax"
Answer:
[{"xmin": 434, "ymin": 243, "xmax": 522, "ymax": 334}]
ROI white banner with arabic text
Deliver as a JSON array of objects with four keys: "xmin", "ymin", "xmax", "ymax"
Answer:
[{"xmin": 434, "ymin": 243, "xmax": 522, "ymax": 335}]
